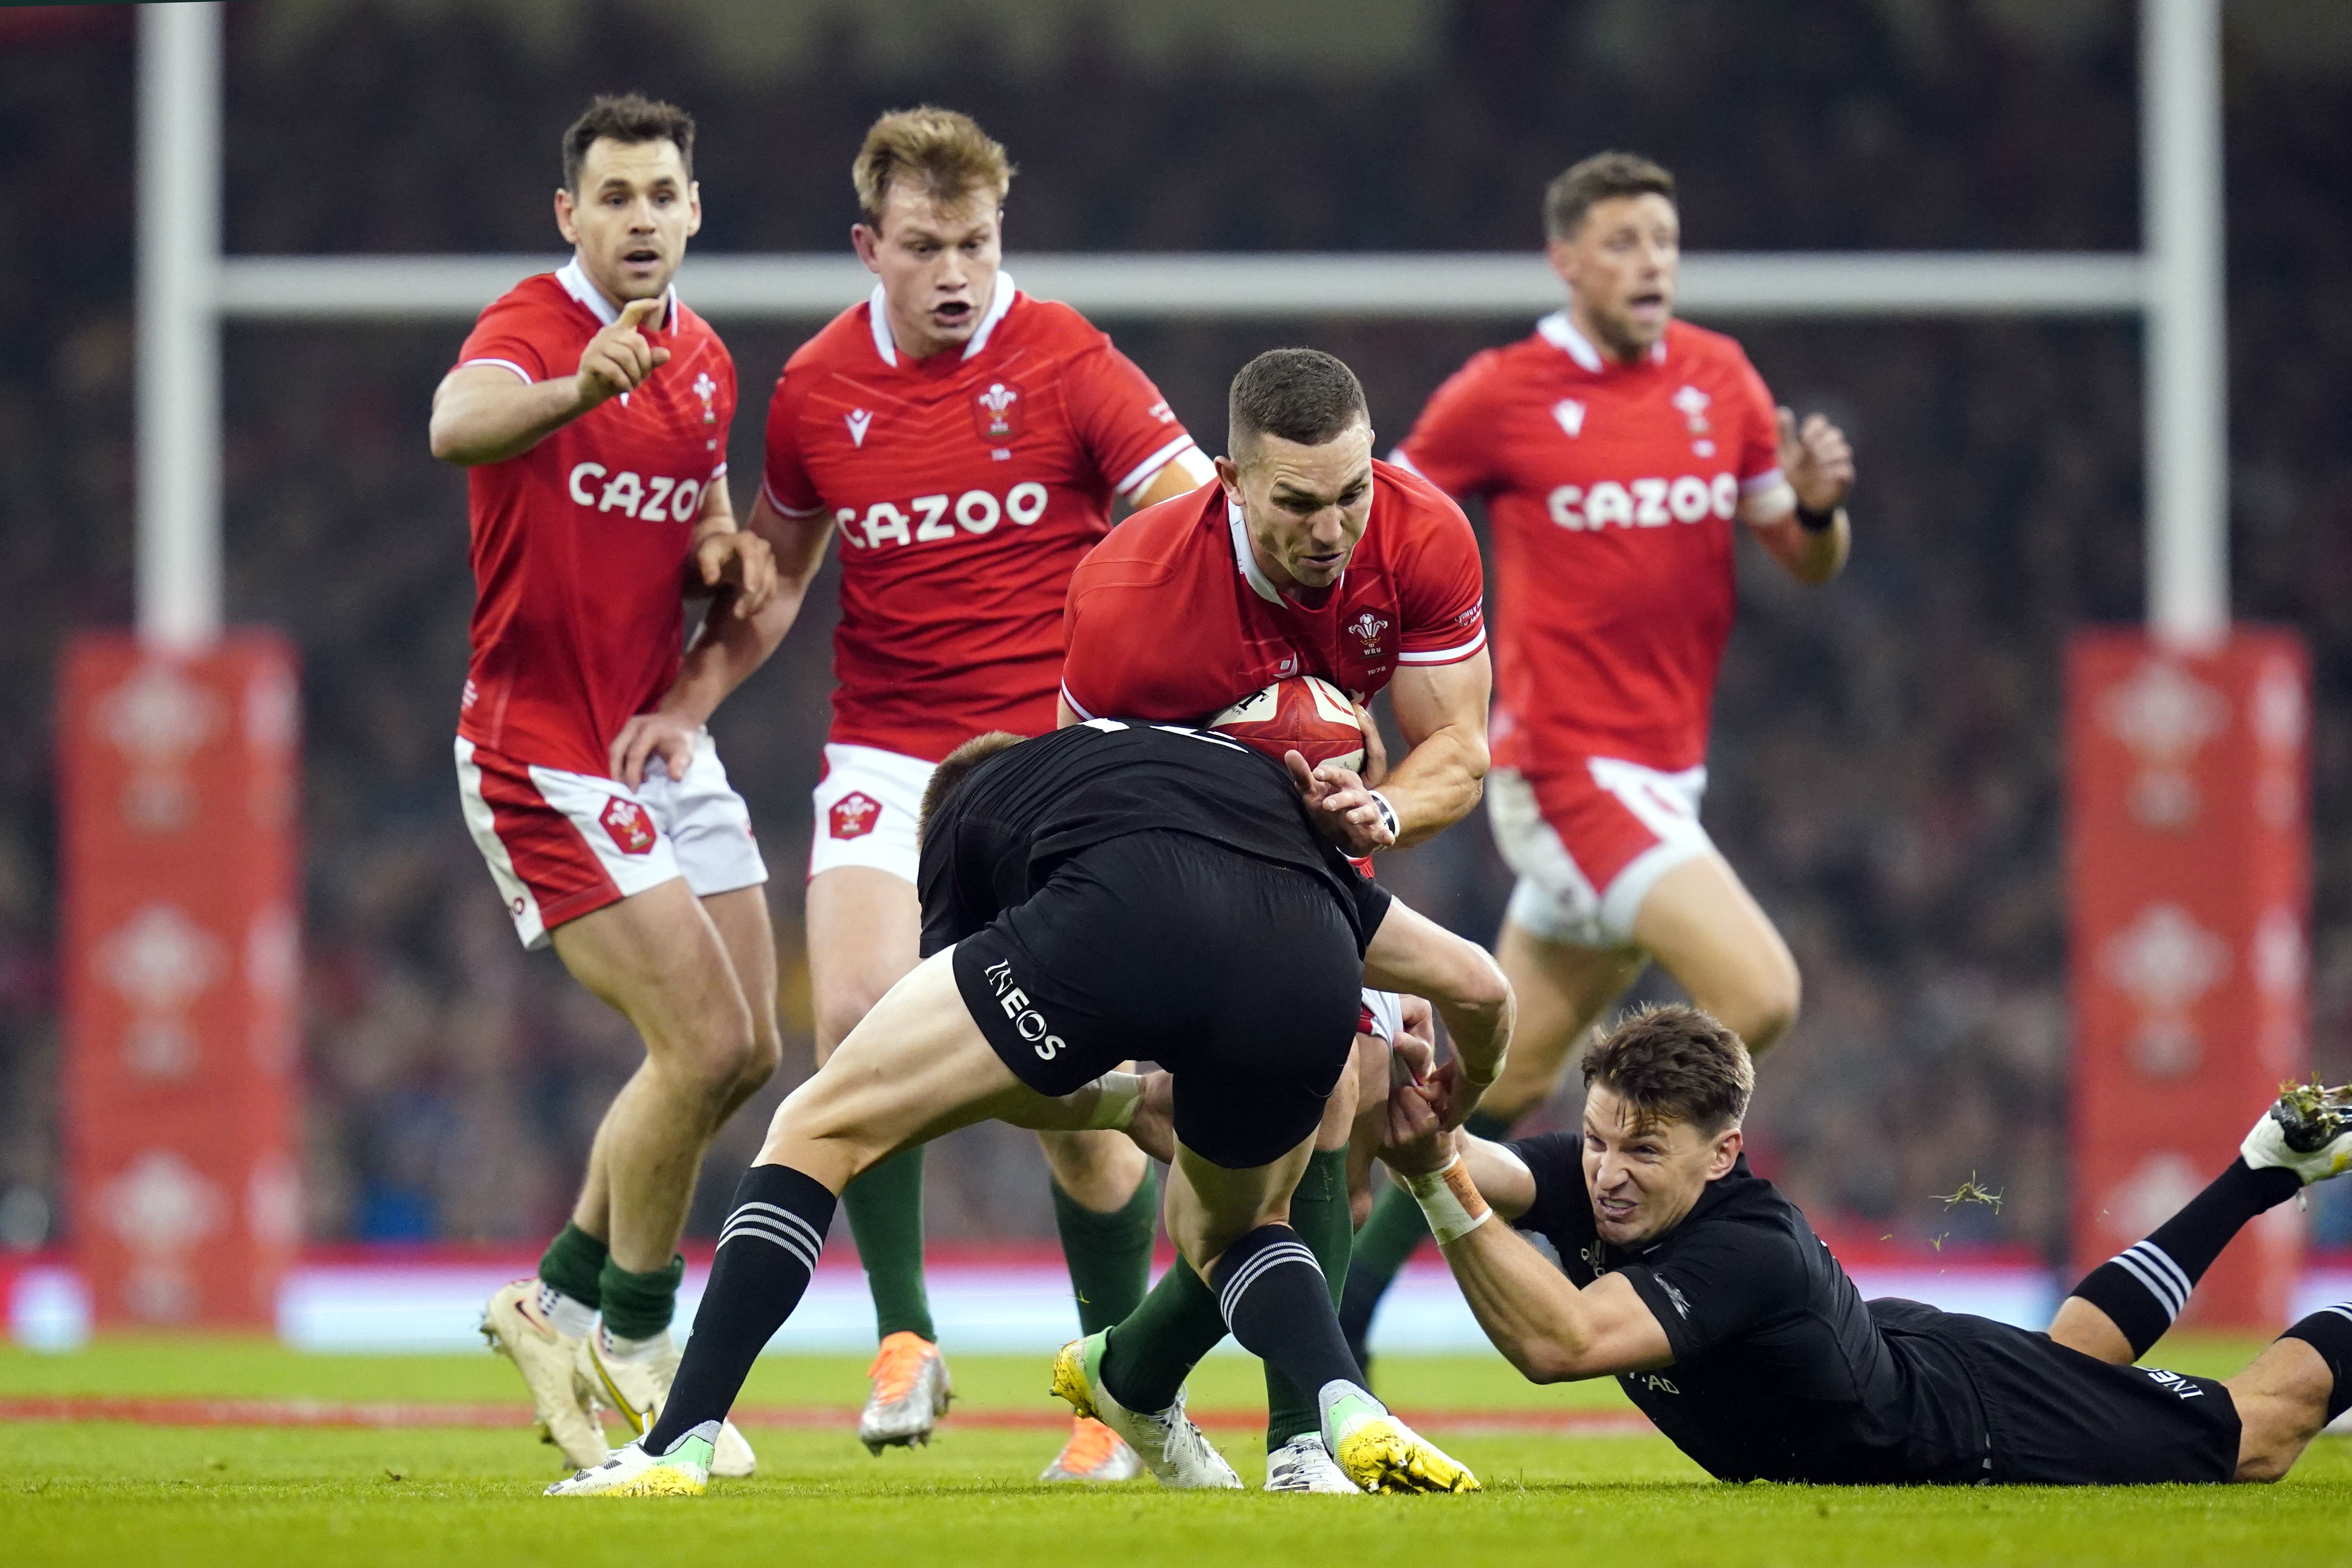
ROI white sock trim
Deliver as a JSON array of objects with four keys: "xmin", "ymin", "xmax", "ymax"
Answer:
[{"xmin": 538, "ymin": 1281, "xmax": 598, "ymax": 1339}]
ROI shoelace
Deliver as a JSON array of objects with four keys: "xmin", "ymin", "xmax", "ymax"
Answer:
[{"xmin": 868, "ymin": 1333, "xmax": 934, "ymax": 1403}]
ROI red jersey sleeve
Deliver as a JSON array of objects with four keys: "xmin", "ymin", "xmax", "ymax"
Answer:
[
  {"xmin": 455, "ymin": 285, "xmax": 561, "ymax": 384},
  {"xmin": 1062, "ymin": 340, "xmax": 1197, "ymax": 499},
  {"xmin": 1057, "ymin": 553, "xmax": 1126, "ymax": 721},
  {"xmin": 1393, "ymin": 350, "xmax": 1503, "ymax": 500},
  {"xmin": 1389, "ymin": 474, "xmax": 1489, "ymax": 668},
  {"xmin": 759, "ymin": 368, "xmax": 824, "ymax": 515}
]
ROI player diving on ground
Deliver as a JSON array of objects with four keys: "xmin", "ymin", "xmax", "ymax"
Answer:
[
  {"xmin": 1377, "ymin": 1002, "xmax": 2352, "ymax": 1485},
  {"xmin": 546, "ymin": 717, "xmax": 1511, "ymax": 1497}
]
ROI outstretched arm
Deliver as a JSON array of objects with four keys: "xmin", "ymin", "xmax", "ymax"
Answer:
[
  {"xmin": 1381, "ymin": 1118, "xmax": 1673, "ymax": 1383},
  {"xmin": 430, "ymin": 297, "xmax": 669, "ymax": 466},
  {"xmin": 1362, "ymin": 896, "xmax": 1513, "ymax": 1126}
]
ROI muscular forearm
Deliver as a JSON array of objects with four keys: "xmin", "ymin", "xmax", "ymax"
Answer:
[
  {"xmin": 430, "ymin": 374, "xmax": 590, "ymax": 467},
  {"xmin": 1439, "ymin": 1222, "xmax": 1610, "ymax": 1384},
  {"xmin": 1378, "ymin": 723, "xmax": 1489, "ymax": 847},
  {"xmin": 653, "ymin": 574, "xmax": 812, "ymax": 727}
]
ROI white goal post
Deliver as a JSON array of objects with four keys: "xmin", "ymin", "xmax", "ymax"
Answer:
[{"xmin": 138, "ymin": 0, "xmax": 2226, "ymax": 649}]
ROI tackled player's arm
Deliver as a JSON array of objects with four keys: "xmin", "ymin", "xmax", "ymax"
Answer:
[
  {"xmin": 607, "ymin": 488, "xmax": 835, "ymax": 787},
  {"xmin": 429, "ymin": 298, "xmax": 669, "ymax": 467},
  {"xmin": 1744, "ymin": 407, "xmax": 1854, "ymax": 586},
  {"xmin": 1378, "ymin": 649, "xmax": 1493, "ymax": 848},
  {"xmin": 1392, "ymin": 1126, "xmax": 1674, "ymax": 1384}
]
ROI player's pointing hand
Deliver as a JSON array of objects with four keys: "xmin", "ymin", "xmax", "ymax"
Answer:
[
  {"xmin": 574, "ymin": 295, "xmax": 672, "ymax": 412},
  {"xmin": 1776, "ymin": 406, "xmax": 1855, "ymax": 514}
]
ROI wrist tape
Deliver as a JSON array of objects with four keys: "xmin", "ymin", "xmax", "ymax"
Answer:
[
  {"xmin": 1084, "ymin": 1072, "xmax": 1143, "ymax": 1131},
  {"xmin": 1367, "ymin": 791, "xmax": 1401, "ymax": 843},
  {"xmin": 1404, "ymin": 1154, "xmax": 1492, "ymax": 1245}
]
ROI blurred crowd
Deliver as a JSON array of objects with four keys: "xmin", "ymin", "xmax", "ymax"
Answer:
[{"xmin": 4, "ymin": 0, "xmax": 2351, "ymax": 1262}]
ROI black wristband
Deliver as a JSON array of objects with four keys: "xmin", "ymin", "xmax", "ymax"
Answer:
[{"xmin": 1794, "ymin": 503, "xmax": 1838, "ymax": 535}]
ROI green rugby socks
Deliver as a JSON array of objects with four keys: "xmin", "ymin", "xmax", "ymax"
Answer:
[
  {"xmin": 1053, "ymin": 1167, "xmax": 1160, "ymax": 1336},
  {"xmin": 843, "ymin": 1146, "xmax": 936, "ymax": 1342}
]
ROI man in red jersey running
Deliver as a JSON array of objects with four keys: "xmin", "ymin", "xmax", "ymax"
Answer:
[
  {"xmin": 1340, "ymin": 150, "xmax": 1857, "ymax": 1355},
  {"xmin": 430, "ymin": 97, "xmax": 781, "ymax": 1478},
  {"xmin": 1052, "ymin": 348, "xmax": 1493, "ymax": 1493},
  {"xmin": 631, "ymin": 107, "xmax": 1213, "ymax": 1480}
]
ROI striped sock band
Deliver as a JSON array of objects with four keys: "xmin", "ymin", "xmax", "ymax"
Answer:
[
  {"xmin": 642, "ymin": 1163, "xmax": 837, "ymax": 1456},
  {"xmin": 2066, "ymin": 1156, "xmax": 2301, "ymax": 1359},
  {"xmin": 1208, "ymin": 1224, "xmax": 1362, "ymax": 1418}
]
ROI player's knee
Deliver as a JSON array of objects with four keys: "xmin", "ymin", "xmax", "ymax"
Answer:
[
  {"xmin": 1715, "ymin": 957, "xmax": 1799, "ymax": 1055},
  {"xmin": 813, "ymin": 978, "xmax": 891, "ymax": 1058}
]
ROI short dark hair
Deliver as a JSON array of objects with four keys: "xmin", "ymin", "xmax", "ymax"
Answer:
[
  {"xmin": 918, "ymin": 731, "xmax": 1026, "ymax": 845},
  {"xmin": 1543, "ymin": 151, "xmax": 1675, "ymax": 239},
  {"xmin": 1228, "ymin": 348, "xmax": 1369, "ymax": 459},
  {"xmin": 1582, "ymin": 1003, "xmax": 1753, "ymax": 1136},
  {"xmin": 563, "ymin": 94, "xmax": 696, "ymax": 193}
]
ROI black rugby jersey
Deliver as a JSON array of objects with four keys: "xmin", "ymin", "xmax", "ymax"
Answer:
[
  {"xmin": 918, "ymin": 720, "xmax": 1392, "ymax": 957},
  {"xmin": 1510, "ymin": 1134, "xmax": 1989, "ymax": 1484}
]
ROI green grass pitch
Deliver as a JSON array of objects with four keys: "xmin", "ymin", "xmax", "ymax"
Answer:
[{"xmin": 5, "ymin": 1337, "xmax": 2349, "ymax": 1567}]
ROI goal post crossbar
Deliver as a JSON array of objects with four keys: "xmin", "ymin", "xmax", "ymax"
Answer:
[{"xmin": 214, "ymin": 251, "xmax": 2150, "ymax": 322}]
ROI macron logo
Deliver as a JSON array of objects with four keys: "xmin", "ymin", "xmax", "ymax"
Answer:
[
  {"xmin": 1553, "ymin": 399, "xmax": 1586, "ymax": 438},
  {"xmin": 846, "ymin": 409, "xmax": 874, "ymax": 447}
]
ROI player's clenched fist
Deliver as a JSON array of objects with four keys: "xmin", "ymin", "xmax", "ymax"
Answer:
[
  {"xmin": 574, "ymin": 296, "xmax": 671, "ymax": 411},
  {"xmin": 1775, "ymin": 406, "xmax": 1855, "ymax": 513}
]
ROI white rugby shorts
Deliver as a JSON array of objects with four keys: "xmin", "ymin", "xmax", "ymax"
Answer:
[
  {"xmin": 455, "ymin": 729, "xmax": 768, "ymax": 951},
  {"xmin": 1489, "ymin": 757, "xmax": 1716, "ymax": 949},
  {"xmin": 809, "ymin": 742, "xmax": 938, "ymax": 884}
]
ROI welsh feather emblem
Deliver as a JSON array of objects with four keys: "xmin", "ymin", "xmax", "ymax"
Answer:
[
  {"xmin": 601, "ymin": 797, "xmax": 658, "ymax": 856},
  {"xmin": 973, "ymin": 381, "xmax": 1024, "ymax": 442},
  {"xmin": 829, "ymin": 791, "xmax": 882, "ymax": 840}
]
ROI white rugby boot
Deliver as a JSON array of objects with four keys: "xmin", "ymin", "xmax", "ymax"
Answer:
[
  {"xmin": 1039, "ymin": 1414, "xmax": 1145, "ymax": 1483},
  {"xmin": 1263, "ymin": 1431, "xmax": 1364, "ymax": 1493},
  {"xmin": 859, "ymin": 1330, "xmax": 954, "ymax": 1453},
  {"xmin": 1322, "ymin": 1383, "xmax": 1479, "ymax": 1494},
  {"xmin": 2245, "ymin": 1083, "xmax": 2352, "ymax": 1185},
  {"xmin": 481, "ymin": 1278, "xmax": 608, "ymax": 1470},
  {"xmin": 576, "ymin": 1328, "xmax": 758, "ymax": 1479},
  {"xmin": 1049, "ymin": 1332, "xmax": 1240, "ymax": 1489},
  {"xmin": 545, "ymin": 1421, "xmax": 715, "ymax": 1498}
]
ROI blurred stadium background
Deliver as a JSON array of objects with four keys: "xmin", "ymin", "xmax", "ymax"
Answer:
[{"xmin": 3, "ymin": 0, "xmax": 2352, "ymax": 1351}]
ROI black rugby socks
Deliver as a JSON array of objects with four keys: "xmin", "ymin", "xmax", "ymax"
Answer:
[
  {"xmin": 642, "ymin": 1163, "xmax": 837, "ymax": 1455},
  {"xmin": 2068, "ymin": 1157, "xmax": 2301, "ymax": 1358},
  {"xmin": 2280, "ymin": 1304, "xmax": 2352, "ymax": 1424},
  {"xmin": 1211, "ymin": 1224, "xmax": 1365, "ymax": 1416},
  {"xmin": 1265, "ymin": 1149, "xmax": 1355, "ymax": 1447}
]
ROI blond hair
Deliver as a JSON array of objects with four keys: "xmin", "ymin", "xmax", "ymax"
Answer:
[{"xmin": 853, "ymin": 106, "xmax": 1014, "ymax": 228}]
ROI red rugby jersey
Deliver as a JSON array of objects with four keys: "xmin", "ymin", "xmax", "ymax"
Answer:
[
  {"xmin": 1397, "ymin": 313, "xmax": 1785, "ymax": 777},
  {"xmin": 453, "ymin": 263, "xmax": 735, "ymax": 777},
  {"xmin": 1059, "ymin": 460, "xmax": 1486, "ymax": 725},
  {"xmin": 762, "ymin": 276, "xmax": 1197, "ymax": 760}
]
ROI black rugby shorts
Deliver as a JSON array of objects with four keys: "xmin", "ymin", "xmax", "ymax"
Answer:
[
  {"xmin": 950, "ymin": 830, "xmax": 1362, "ymax": 1169},
  {"xmin": 1933, "ymin": 1311, "xmax": 2240, "ymax": 1484}
]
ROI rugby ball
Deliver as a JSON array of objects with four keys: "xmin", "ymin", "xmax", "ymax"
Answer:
[{"xmin": 1209, "ymin": 675, "xmax": 1367, "ymax": 774}]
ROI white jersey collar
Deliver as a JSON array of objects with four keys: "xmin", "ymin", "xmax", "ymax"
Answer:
[
  {"xmin": 866, "ymin": 270, "xmax": 1020, "ymax": 369},
  {"xmin": 1537, "ymin": 305, "xmax": 1665, "ymax": 371},
  {"xmin": 1226, "ymin": 499, "xmax": 1287, "ymax": 606},
  {"xmin": 558, "ymin": 257, "xmax": 675, "ymax": 330}
]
